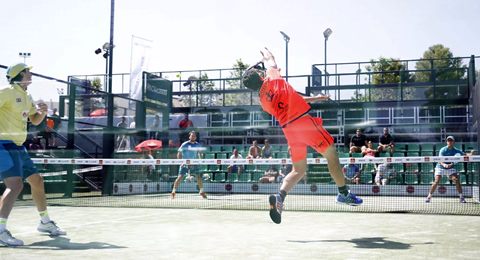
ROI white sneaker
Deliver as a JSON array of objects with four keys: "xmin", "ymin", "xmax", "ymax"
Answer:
[
  {"xmin": 37, "ymin": 221, "xmax": 66, "ymax": 236},
  {"xmin": 0, "ymin": 229, "xmax": 24, "ymax": 246}
]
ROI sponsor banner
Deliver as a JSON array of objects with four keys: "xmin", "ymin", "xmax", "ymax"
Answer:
[{"xmin": 111, "ymin": 182, "xmax": 473, "ymax": 196}]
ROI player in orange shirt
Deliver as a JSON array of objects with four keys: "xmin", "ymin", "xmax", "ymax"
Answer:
[{"xmin": 242, "ymin": 48, "xmax": 362, "ymax": 224}]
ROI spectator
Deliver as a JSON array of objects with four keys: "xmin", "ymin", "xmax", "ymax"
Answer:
[
  {"xmin": 342, "ymin": 163, "xmax": 361, "ymax": 184},
  {"xmin": 247, "ymin": 140, "xmax": 261, "ymax": 159},
  {"xmin": 149, "ymin": 114, "xmax": 161, "ymax": 140},
  {"xmin": 178, "ymin": 113, "xmax": 194, "ymax": 142},
  {"xmin": 129, "ymin": 116, "xmax": 137, "ymax": 148},
  {"xmin": 227, "ymin": 148, "xmax": 244, "ymax": 181},
  {"xmin": 116, "ymin": 116, "xmax": 130, "ymax": 150},
  {"xmin": 46, "ymin": 108, "xmax": 61, "ymax": 148},
  {"xmin": 426, "ymin": 136, "xmax": 472, "ymax": 203},
  {"xmin": 278, "ymin": 147, "xmax": 293, "ymax": 183},
  {"xmin": 259, "ymin": 166, "xmax": 279, "ymax": 183},
  {"xmin": 144, "ymin": 150, "xmax": 156, "ymax": 181},
  {"xmin": 362, "ymin": 140, "xmax": 377, "ymax": 158},
  {"xmin": 178, "ymin": 113, "xmax": 194, "ymax": 129},
  {"xmin": 378, "ymin": 128, "xmax": 395, "ymax": 155},
  {"xmin": 350, "ymin": 128, "xmax": 368, "ymax": 154},
  {"xmin": 28, "ymin": 136, "xmax": 44, "ymax": 150},
  {"xmin": 375, "ymin": 163, "xmax": 397, "ymax": 186},
  {"xmin": 261, "ymin": 139, "xmax": 273, "ymax": 159},
  {"xmin": 171, "ymin": 131, "xmax": 207, "ymax": 199}
]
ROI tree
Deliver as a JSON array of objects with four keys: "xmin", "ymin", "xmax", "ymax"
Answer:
[
  {"xmin": 362, "ymin": 57, "xmax": 414, "ymax": 101},
  {"xmin": 180, "ymin": 73, "xmax": 219, "ymax": 107},
  {"xmin": 415, "ymin": 44, "xmax": 465, "ymax": 82},
  {"xmin": 415, "ymin": 44, "xmax": 466, "ymax": 98},
  {"xmin": 197, "ymin": 73, "xmax": 219, "ymax": 106},
  {"xmin": 224, "ymin": 59, "xmax": 253, "ymax": 106}
]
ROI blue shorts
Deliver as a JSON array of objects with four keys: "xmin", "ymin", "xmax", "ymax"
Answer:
[
  {"xmin": 0, "ymin": 140, "xmax": 38, "ymax": 180},
  {"xmin": 178, "ymin": 165, "xmax": 200, "ymax": 176}
]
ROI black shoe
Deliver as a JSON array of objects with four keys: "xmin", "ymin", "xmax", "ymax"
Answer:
[{"xmin": 269, "ymin": 194, "xmax": 283, "ymax": 224}]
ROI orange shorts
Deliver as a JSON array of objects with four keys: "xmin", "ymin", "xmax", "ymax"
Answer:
[{"xmin": 282, "ymin": 115, "xmax": 334, "ymax": 162}]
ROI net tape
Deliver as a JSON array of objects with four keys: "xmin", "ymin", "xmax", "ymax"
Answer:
[{"xmin": 32, "ymin": 156, "xmax": 480, "ymax": 166}]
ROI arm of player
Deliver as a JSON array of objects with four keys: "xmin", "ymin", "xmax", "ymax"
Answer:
[
  {"xmin": 303, "ymin": 94, "xmax": 330, "ymax": 103},
  {"xmin": 29, "ymin": 102, "xmax": 48, "ymax": 126}
]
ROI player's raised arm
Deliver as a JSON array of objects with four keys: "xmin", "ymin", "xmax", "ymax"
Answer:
[{"xmin": 303, "ymin": 94, "xmax": 330, "ymax": 103}]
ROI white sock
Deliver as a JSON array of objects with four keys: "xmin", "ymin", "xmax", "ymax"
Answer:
[
  {"xmin": 199, "ymin": 188, "xmax": 204, "ymax": 193},
  {"xmin": 0, "ymin": 218, "xmax": 7, "ymax": 232},
  {"xmin": 459, "ymin": 193, "xmax": 464, "ymax": 198},
  {"xmin": 39, "ymin": 210, "xmax": 51, "ymax": 224}
]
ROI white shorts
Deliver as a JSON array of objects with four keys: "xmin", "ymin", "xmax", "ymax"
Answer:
[{"xmin": 434, "ymin": 167, "xmax": 457, "ymax": 176}]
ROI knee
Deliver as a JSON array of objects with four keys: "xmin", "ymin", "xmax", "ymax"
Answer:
[
  {"xmin": 450, "ymin": 176, "xmax": 459, "ymax": 183},
  {"xmin": 27, "ymin": 174, "xmax": 44, "ymax": 187}
]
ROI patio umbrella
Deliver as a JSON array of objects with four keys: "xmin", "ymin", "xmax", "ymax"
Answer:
[
  {"xmin": 135, "ymin": 139, "xmax": 163, "ymax": 152},
  {"xmin": 89, "ymin": 108, "xmax": 107, "ymax": 117}
]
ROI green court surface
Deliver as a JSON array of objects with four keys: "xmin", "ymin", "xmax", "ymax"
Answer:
[{"xmin": 1, "ymin": 203, "xmax": 479, "ymax": 259}]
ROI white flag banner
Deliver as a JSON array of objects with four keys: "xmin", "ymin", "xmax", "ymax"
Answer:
[{"xmin": 129, "ymin": 36, "xmax": 152, "ymax": 101}]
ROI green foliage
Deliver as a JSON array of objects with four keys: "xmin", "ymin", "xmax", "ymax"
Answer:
[
  {"xmin": 181, "ymin": 73, "xmax": 221, "ymax": 107},
  {"xmin": 197, "ymin": 73, "xmax": 221, "ymax": 106},
  {"xmin": 224, "ymin": 59, "xmax": 253, "ymax": 106},
  {"xmin": 90, "ymin": 77, "xmax": 103, "ymax": 92},
  {"xmin": 415, "ymin": 44, "xmax": 465, "ymax": 82},
  {"xmin": 415, "ymin": 44, "xmax": 467, "ymax": 99},
  {"xmin": 362, "ymin": 57, "xmax": 414, "ymax": 101}
]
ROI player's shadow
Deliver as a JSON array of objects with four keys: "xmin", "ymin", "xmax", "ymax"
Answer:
[
  {"xmin": 288, "ymin": 237, "xmax": 434, "ymax": 250},
  {"xmin": 24, "ymin": 236, "xmax": 126, "ymax": 250}
]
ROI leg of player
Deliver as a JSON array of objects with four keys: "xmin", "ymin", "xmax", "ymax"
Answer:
[
  {"xmin": 196, "ymin": 174, "xmax": 207, "ymax": 199},
  {"xmin": 27, "ymin": 174, "xmax": 66, "ymax": 236},
  {"xmin": 450, "ymin": 174, "xmax": 465, "ymax": 203},
  {"xmin": 0, "ymin": 177, "xmax": 24, "ymax": 246},
  {"xmin": 321, "ymin": 145, "xmax": 363, "ymax": 206},
  {"xmin": 426, "ymin": 175, "xmax": 441, "ymax": 203},
  {"xmin": 171, "ymin": 175, "xmax": 184, "ymax": 199},
  {"xmin": 268, "ymin": 159, "xmax": 307, "ymax": 224}
]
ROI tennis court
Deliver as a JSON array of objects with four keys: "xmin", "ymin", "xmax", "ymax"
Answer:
[
  {"xmin": 2, "ymin": 194, "xmax": 479, "ymax": 259},
  {"xmin": 2, "ymin": 206, "xmax": 479, "ymax": 259}
]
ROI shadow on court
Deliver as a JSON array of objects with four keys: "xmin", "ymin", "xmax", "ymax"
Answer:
[
  {"xmin": 289, "ymin": 237, "xmax": 434, "ymax": 250},
  {"xmin": 23, "ymin": 236, "xmax": 125, "ymax": 250}
]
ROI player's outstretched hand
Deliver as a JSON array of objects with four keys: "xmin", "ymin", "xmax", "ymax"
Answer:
[
  {"xmin": 260, "ymin": 47, "xmax": 277, "ymax": 68},
  {"xmin": 36, "ymin": 102, "xmax": 48, "ymax": 113}
]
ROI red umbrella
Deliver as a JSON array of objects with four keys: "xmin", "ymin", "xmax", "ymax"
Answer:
[
  {"xmin": 89, "ymin": 108, "xmax": 107, "ymax": 117},
  {"xmin": 135, "ymin": 139, "xmax": 163, "ymax": 152}
]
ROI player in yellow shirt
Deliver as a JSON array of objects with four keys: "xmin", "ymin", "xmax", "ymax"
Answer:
[{"xmin": 0, "ymin": 63, "xmax": 66, "ymax": 247}]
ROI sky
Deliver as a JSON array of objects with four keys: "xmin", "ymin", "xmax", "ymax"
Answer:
[{"xmin": 1, "ymin": 0, "xmax": 479, "ymax": 102}]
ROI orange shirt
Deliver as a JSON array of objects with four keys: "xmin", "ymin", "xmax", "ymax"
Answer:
[{"xmin": 258, "ymin": 69, "xmax": 310, "ymax": 127}]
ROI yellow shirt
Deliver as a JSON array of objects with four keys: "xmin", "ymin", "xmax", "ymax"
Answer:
[{"xmin": 0, "ymin": 84, "xmax": 37, "ymax": 145}]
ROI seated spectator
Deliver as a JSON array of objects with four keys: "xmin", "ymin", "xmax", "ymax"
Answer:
[
  {"xmin": 28, "ymin": 136, "xmax": 44, "ymax": 150},
  {"xmin": 350, "ymin": 128, "xmax": 368, "ymax": 154},
  {"xmin": 247, "ymin": 140, "xmax": 261, "ymax": 159},
  {"xmin": 261, "ymin": 139, "xmax": 273, "ymax": 159},
  {"xmin": 259, "ymin": 166, "xmax": 279, "ymax": 183},
  {"xmin": 342, "ymin": 163, "xmax": 361, "ymax": 184},
  {"xmin": 378, "ymin": 128, "xmax": 395, "ymax": 155},
  {"xmin": 362, "ymin": 140, "xmax": 377, "ymax": 158},
  {"xmin": 375, "ymin": 163, "xmax": 397, "ymax": 186},
  {"xmin": 278, "ymin": 163, "xmax": 292, "ymax": 183},
  {"xmin": 227, "ymin": 148, "xmax": 244, "ymax": 181}
]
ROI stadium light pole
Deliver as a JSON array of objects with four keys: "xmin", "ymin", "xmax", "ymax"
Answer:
[
  {"xmin": 102, "ymin": 0, "xmax": 116, "ymax": 196},
  {"xmin": 280, "ymin": 31, "xmax": 290, "ymax": 82},
  {"xmin": 323, "ymin": 28, "xmax": 333, "ymax": 76},
  {"xmin": 19, "ymin": 52, "xmax": 31, "ymax": 63}
]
